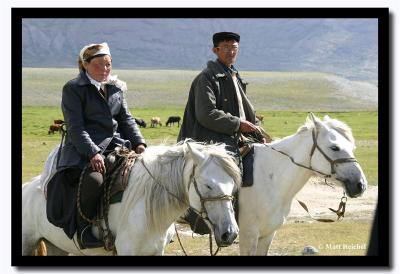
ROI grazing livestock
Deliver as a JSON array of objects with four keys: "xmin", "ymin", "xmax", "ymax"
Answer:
[
  {"xmin": 165, "ymin": 116, "xmax": 181, "ymax": 127},
  {"xmin": 48, "ymin": 124, "xmax": 64, "ymax": 135},
  {"xmin": 53, "ymin": 119, "xmax": 64, "ymax": 125},
  {"xmin": 135, "ymin": 118, "xmax": 147, "ymax": 128},
  {"xmin": 150, "ymin": 117, "xmax": 162, "ymax": 127}
]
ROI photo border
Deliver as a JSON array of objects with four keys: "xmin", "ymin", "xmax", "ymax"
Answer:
[{"xmin": 12, "ymin": 7, "xmax": 390, "ymax": 268}]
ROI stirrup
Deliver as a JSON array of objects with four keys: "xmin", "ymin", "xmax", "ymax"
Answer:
[{"xmin": 77, "ymin": 225, "xmax": 104, "ymax": 249}]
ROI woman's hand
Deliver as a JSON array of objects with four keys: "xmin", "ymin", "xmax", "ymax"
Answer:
[
  {"xmin": 135, "ymin": 144, "xmax": 146, "ymax": 154},
  {"xmin": 90, "ymin": 153, "xmax": 105, "ymax": 173}
]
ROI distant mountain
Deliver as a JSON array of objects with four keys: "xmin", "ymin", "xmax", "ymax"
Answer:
[{"xmin": 22, "ymin": 18, "xmax": 378, "ymax": 85}]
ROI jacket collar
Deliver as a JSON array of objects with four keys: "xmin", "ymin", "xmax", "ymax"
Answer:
[
  {"xmin": 77, "ymin": 70, "xmax": 92, "ymax": 87},
  {"xmin": 216, "ymin": 59, "xmax": 238, "ymax": 75},
  {"xmin": 207, "ymin": 59, "xmax": 241, "ymax": 80}
]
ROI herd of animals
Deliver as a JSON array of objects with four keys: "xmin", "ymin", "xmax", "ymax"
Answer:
[
  {"xmin": 136, "ymin": 116, "xmax": 181, "ymax": 128},
  {"xmin": 47, "ymin": 116, "xmax": 182, "ymax": 134},
  {"xmin": 48, "ymin": 114, "xmax": 264, "ymax": 134}
]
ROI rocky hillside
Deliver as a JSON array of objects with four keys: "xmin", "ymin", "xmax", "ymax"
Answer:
[{"xmin": 22, "ymin": 18, "xmax": 378, "ymax": 85}]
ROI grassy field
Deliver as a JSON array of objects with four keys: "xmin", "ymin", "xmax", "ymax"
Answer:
[
  {"xmin": 22, "ymin": 68, "xmax": 377, "ymax": 111},
  {"xmin": 21, "ymin": 68, "xmax": 378, "ymax": 256},
  {"xmin": 22, "ymin": 107, "xmax": 378, "ymax": 186}
]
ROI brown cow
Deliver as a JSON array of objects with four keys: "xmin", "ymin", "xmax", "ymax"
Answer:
[
  {"xmin": 48, "ymin": 124, "xmax": 64, "ymax": 134},
  {"xmin": 53, "ymin": 119, "xmax": 64, "ymax": 125},
  {"xmin": 150, "ymin": 117, "xmax": 162, "ymax": 127}
]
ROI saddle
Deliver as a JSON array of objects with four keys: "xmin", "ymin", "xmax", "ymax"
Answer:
[
  {"xmin": 91, "ymin": 146, "xmax": 139, "ymax": 250},
  {"xmin": 101, "ymin": 146, "xmax": 139, "ymax": 205}
]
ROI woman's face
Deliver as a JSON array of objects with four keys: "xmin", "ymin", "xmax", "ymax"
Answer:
[{"xmin": 84, "ymin": 55, "xmax": 112, "ymax": 82}]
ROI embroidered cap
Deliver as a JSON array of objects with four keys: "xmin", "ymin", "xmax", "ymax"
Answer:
[{"xmin": 79, "ymin": 42, "xmax": 111, "ymax": 62}]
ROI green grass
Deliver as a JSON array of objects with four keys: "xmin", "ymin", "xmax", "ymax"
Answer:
[
  {"xmin": 21, "ymin": 68, "xmax": 378, "ymax": 256},
  {"xmin": 22, "ymin": 107, "xmax": 378, "ymax": 186}
]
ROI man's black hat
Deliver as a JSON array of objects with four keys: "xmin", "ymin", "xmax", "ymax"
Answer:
[{"xmin": 212, "ymin": 32, "xmax": 240, "ymax": 47}]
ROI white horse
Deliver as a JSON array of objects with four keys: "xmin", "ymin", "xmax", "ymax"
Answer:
[
  {"xmin": 22, "ymin": 141, "xmax": 241, "ymax": 255},
  {"xmin": 238, "ymin": 113, "xmax": 368, "ymax": 255}
]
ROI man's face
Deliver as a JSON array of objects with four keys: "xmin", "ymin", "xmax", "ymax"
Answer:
[{"xmin": 213, "ymin": 40, "xmax": 239, "ymax": 67}]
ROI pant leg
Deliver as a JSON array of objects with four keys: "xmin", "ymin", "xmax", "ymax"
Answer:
[{"xmin": 78, "ymin": 168, "xmax": 104, "ymax": 220}]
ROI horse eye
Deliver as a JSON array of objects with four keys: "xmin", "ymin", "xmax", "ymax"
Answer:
[
  {"xmin": 330, "ymin": 145, "xmax": 340, "ymax": 151},
  {"xmin": 206, "ymin": 185, "xmax": 212, "ymax": 190}
]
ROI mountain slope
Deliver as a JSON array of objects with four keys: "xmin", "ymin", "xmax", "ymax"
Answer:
[{"xmin": 22, "ymin": 18, "xmax": 378, "ymax": 85}]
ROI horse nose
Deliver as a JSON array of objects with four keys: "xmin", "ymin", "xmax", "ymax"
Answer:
[
  {"xmin": 357, "ymin": 182, "xmax": 366, "ymax": 192},
  {"xmin": 220, "ymin": 230, "xmax": 238, "ymax": 246}
]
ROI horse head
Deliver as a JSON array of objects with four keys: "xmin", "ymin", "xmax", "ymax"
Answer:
[
  {"xmin": 185, "ymin": 142, "xmax": 240, "ymax": 247},
  {"xmin": 308, "ymin": 113, "xmax": 368, "ymax": 198}
]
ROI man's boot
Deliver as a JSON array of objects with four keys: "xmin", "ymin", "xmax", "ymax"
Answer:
[{"xmin": 76, "ymin": 170, "xmax": 104, "ymax": 249}]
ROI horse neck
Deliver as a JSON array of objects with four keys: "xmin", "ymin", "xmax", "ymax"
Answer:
[
  {"xmin": 143, "ymin": 155, "xmax": 192, "ymax": 233},
  {"xmin": 265, "ymin": 130, "xmax": 315, "ymax": 200}
]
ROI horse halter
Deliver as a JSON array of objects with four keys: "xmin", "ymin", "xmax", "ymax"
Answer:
[
  {"xmin": 188, "ymin": 162, "xmax": 235, "ymax": 228},
  {"xmin": 266, "ymin": 122, "xmax": 358, "ymax": 178},
  {"xmin": 309, "ymin": 125, "xmax": 358, "ymax": 177}
]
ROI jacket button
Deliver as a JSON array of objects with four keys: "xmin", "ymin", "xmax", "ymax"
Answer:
[{"xmin": 224, "ymin": 98, "xmax": 228, "ymax": 101}]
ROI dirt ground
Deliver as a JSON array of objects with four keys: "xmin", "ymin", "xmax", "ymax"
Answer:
[
  {"xmin": 176, "ymin": 177, "xmax": 378, "ymax": 237},
  {"xmin": 287, "ymin": 177, "xmax": 378, "ymax": 222}
]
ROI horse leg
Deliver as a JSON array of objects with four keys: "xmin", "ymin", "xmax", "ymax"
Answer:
[
  {"xmin": 255, "ymin": 231, "xmax": 276, "ymax": 256},
  {"xmin": 41, "ymin": 239, "xmax": 69, "ymax": 256},
  {"xmin": 239, "ymin": 229, "xmax": 259, "ymax": 255},
  {"xmin": 22, "ymin": 233, "xmax": 41, "ymax": 256}
]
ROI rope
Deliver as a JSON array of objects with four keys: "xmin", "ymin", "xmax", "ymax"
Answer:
[
  {"xmin": 55, "ymin": 123, "xmax": 67, "ymax": 168},
  {"xmin": 101, "ymin": 147, "xmax": 138, "ymax": 252},
  {"xmin": 76, "ymin": 147, "xmax": 138, "ymax": 253},
  {"xmin": 140, "ymin": 157, "xmax": 233, "ymax": 256},
  {"xmin": 209, "ymin": 233, "xmax": 221, "ymax": 256},
  {"xmin": 174, "ymin": 224, "xmax": 188, "ymax": 256}
]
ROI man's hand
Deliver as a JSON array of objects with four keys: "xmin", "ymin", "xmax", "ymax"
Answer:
[
  {"xmin": 90, "ymin": 153, "xmax": 105, "ymax": 173},
  {"xmin": 239, "ymin": 120, "xmax": 258, "ymax": 133},
  {"xmin": 135, "ymin": 144, "xmax": 146, "ymax": 154}
]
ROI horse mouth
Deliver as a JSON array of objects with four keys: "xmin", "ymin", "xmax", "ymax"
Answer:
[
  {"xmin": 336, "ymin": 178, "xmax": 365, "ymax": 198},
  {"xmin": 214, "ymin": 229, "xmax": 238, "ymax": 247}
]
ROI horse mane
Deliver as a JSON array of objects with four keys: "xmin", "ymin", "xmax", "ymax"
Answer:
[
  {"xmin": 322, "ymin": 115, "xmax": 355, "ymax": 146},
  {"xmin": 120, "ymin": 141, "xmax": 241, "ymax": 234},
  {"xmin": 297, "ymin": 115, "xmax": 355, "ymax": 146}
]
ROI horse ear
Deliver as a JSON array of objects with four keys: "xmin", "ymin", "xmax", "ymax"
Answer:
[
  {"xmin": 186, "ymin": 142, "xmax": 207, "ymax": 166},
  {"xmin": 308, "ymin": 112, "xmax": 328, "ymax": 131},
  {"xmin": 323, "ymin": 115, "xmax": 331, "ymax": 121},
  {"xmin": 308, "ymin": 112, "xmax": 318, "ymax": 123}
]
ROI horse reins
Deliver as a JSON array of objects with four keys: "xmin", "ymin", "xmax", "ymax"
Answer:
[
  {"xmin": 262, "ymin": 120, "xmax": 358, "ymax": 222},
  {"xmin": 190, "ymin": 171, "xmax": 234, "ymax": 256},
  {"xmin": 264, "ymin": 122, "xmax": 358, "ymax": 179}
]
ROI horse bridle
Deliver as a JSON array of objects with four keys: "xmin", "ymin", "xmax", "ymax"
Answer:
[
  {"xmin": 187, "ymin": 160, "xmax": 235, "ymax": 228},
  {"xmin": 266, "ymin": 123, "xmax": 358, "ymax": 179},
  {"xmin": 139, "ymin": 157, "xmax": 235, "ymax": 226},
  {"xmin": 309, "ymin": 127, "xmax": 358, "ymax": 176}
]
